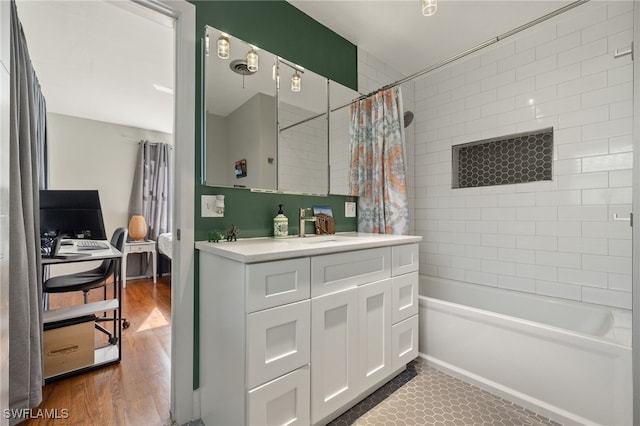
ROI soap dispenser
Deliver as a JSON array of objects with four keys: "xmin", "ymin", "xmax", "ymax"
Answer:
[{"xmin": 273, "ymin": 204, "xmax": 289, "ymax": 238}]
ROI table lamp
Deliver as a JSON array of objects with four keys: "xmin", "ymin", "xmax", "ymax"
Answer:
[{"xmin": 128, "ymin": 215, "xmax": 147, "ymax": 241}]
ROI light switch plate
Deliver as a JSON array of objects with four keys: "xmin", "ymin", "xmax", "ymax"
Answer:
[
  {"xmin": 345, "ymin": 202, "xmax": 356, "ymax": 217},
  {"xmin": 201, "ymin": 195, "xmax": 222, "ymax": 217}
]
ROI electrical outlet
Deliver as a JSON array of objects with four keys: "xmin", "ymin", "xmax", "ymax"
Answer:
[{"xmin": 345, "ymin": 201, "xmax": 356, "ymax": 217}]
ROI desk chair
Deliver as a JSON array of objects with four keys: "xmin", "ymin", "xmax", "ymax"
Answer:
[{"xmin": 43, "ymin": 227, "xmax": 130, "ymax": 344}]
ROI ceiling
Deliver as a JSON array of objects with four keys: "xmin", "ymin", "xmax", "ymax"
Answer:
[
  {"xmin": 15, "ymin": 0, "xmax": 579, "ymax": 135},
  {"xmin": 15, "ymin": 0, "xmax": 175, "ymax": 134},
  {"xmin": 288, "ymin": 0, "xmax": 575, "ymax": 77}
]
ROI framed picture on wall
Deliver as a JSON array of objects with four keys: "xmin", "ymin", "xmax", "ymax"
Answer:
[
  {"xmin": 313, "ymin": 205, "xmax": 333, "ymax": 217},
  {"xmin": 235, "ymin": 159, "xmax": 247, "ymax": 178}
]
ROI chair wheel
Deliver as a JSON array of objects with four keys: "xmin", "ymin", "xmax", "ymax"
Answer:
[
  {"xmin": 109, "ymin": 336, "xmax": 119, "ymax": 345},
  {"xmin": 123, "ymin": 319, "xmax": 130, "ymax": 329}
]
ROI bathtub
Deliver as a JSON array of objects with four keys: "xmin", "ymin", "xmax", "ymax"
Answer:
[{"xmin": 418, "ymin": 276, "xmax": 632, "ymax": 426}]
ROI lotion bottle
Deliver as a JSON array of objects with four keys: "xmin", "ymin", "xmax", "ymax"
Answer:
[{"xmin": 273, "ymin": 204, "xmax": 288, "ymax": 238}]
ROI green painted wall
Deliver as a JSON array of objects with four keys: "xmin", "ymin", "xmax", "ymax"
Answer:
[
  {"xmin": 188, "ymin": 0, "xmax": 359, "ymax": 389},
  {"xmin": 191, "ymin": 0, "xmax": 357, "ymax": 90},
  {"xmin": 192, "ymin": 0, "xmax": 359, "ymax": 242}
]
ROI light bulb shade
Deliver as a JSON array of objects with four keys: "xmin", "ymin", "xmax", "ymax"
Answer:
[
  {"xmin": 128, "ymin": 215, "xmax": 148, "ymax": 241},
  {"xmin": 246, "ymin": 48, "xmax": 259, "ymax": 72},
  {"xmin": 422, "ymin": 0, "xmax": 437, "ymax": 16},
  {"xmin": 291, "ymin": 71, "xmax": 301, "ymax": 92},
  {"xmin": 217, "ymin": 35, "xmax": 229, "ymax": 59}
]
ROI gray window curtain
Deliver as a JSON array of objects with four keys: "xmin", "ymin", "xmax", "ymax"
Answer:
[
  {"xmin": 127, "ymin": 140, "xmax": 172, "ymax": 276},
  {"xmin": 9, "ymin": 0, "xmax": 47, "ymax": 418}
]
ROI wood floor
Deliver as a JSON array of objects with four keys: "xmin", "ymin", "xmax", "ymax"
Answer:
[{"xmin": 25, "ymin": 276, "xmax": 173, "ymax": 426}]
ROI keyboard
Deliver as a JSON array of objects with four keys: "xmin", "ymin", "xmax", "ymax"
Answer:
[{"xmin": 76, "ymin": 240, "xmax": 110, "ymax": 250}]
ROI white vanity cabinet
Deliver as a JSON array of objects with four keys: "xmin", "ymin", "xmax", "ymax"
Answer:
[
  {"xmin": 310, "ymin": 245, "xmax": 418, "ymax": 424},
  {"xmin": 197, "ymin": 234, "xmax": 420, "ymax": 426},
  {"xmin": 391, "ymin": 244, "xmax": 419, "ymax": 370},
  {"xmin": 199, "ymin": 254, "xmax": 311, "ymax": 426}
]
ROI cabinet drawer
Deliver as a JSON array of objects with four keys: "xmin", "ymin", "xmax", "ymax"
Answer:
[
  {"xmin": 247, "ymin": 300, "xmax": 310, "ymax": 389},
  {"xmin": 392, "ymin": 244, "xmax": 419, "ymax": 277},
  {"xmin": 391, "ymin": 315, "xmax": 419, "ymax": 371},
  {"xmin": 248, "ymin": 366, "xmax": 310, "ymax": 426},
  {"xmin": 392, "ymin": 272, "xmax": 418, "ymax": 325},
  {"xmin": 127, "ymin": 243, "xmax": 153, "ymax": 253},
  {"xmin": 246, "ymin": 258, "xmax": 310, "ymax": 313},
  {"xmin": 311, "ymin": 247, "xmax": 390, "ymax": 298}
]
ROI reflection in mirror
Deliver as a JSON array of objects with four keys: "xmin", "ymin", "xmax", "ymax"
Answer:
[
  {"xmin": 203, "ymin": 26, "xmax": 331, "ymax": 194},
  {"xmin": 329, "ymin": 81, "xmax": 361, "ymax": 195},
  {"xmin": 204, "ymin": 26, "xmax": 277, "ymax": 190},
  {"xmin": 278, "ymin": 65, "xmax": 328, "ymax": 194}
]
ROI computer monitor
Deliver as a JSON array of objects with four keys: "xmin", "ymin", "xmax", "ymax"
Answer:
[{"xmin": 39, "ymin": 190, "xmax": 107, "ymax": 240}]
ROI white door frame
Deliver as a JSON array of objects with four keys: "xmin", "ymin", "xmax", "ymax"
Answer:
[
  {"xmin": 135, "ymin": 1, "xmax": 196, "ymax": 423},
  {"xmin": 632, "ymin": 1, "xmax": 639, "ymax": 424}
]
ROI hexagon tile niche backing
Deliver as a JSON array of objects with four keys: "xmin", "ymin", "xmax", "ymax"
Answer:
[{"xmin": 452, "ymin": 128, "xmax": 553, "ymax": 189}]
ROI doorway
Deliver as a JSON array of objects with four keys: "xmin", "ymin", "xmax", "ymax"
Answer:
[{"xmin": 14, "ymin": 0, "xmax": 196, "ymax": 423}]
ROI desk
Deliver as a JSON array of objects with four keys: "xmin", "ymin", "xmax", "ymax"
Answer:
[
  {"xmin": 122, "ymin": 239, "xmax": 157, "ymax": 288},
  {"xmin": 42, "ymin": 242, "xmax": 123, "ymax": 383}
]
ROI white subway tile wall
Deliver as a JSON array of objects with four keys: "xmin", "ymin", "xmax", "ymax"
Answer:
[
  {"xmin": 361, "ymin": 1, "xmax": 633, "ymax": 310},
  {"xmin": 329, "ymin": 97, "xmax": 351, "ymax": 196},
  {"xmin": 278, "ymin": 102, "xmax": 328, "ymax": 194}
]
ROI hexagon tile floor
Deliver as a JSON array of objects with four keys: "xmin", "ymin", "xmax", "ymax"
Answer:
[{"xmin": 328, "ymin": 358, "xmax": 561, "ymax": 426}]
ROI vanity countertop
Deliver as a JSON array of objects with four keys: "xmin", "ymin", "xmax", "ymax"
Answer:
[{"xmin": 195, "ymin": 232, "xmax": 421, "ymax": 263}]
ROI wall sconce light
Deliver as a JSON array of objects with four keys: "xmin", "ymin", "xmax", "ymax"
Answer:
[
  {"xmin": 246, "ymin": 46, "xmax": 259, "ymax": 72},
  {"xmin": 217, "ymin": 33, "xmax": 230, "ymax": 59},
  {"xmin": 421, "ymin": 0, "xmax": 437, "ymax": 16},
  {"xmin": 291, "ymin": 70, "xmax": 301, "ymax": 92}
]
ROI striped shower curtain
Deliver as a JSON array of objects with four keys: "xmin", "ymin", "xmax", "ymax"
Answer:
[{"xmin": 348, "ymin": 86, "xmax": 409, "ymax": 235}]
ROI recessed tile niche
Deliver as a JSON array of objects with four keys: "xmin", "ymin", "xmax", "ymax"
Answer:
[{"xmin": 452, "ymin": 128, "xmax": 553, "ymax": 189}]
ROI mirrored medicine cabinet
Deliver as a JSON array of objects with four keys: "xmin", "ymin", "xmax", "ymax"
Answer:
[{"xmin": 201, "ymin": 25, "xmax": 361, "ymax": 196}]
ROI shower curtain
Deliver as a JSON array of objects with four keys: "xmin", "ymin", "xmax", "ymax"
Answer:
[
  {"xmin": 128, "ymin": 140, "xmax": 173, "ymax": 276},
  {"xmin": 348, "ymin": 86, "xmax": 409, "ymax": 235},
  {"xmin": 9, "ymin": 0, "xmax": 47, "ymax": 417}
]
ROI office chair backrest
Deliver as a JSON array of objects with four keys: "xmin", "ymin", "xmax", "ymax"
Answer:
[{"xmin": 102, "ymin": 227, "xmax": 128, "ymax": 280}]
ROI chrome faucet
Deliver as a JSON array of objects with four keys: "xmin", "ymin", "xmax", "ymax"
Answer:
[{"xmin": 299, "ymin": 208, "xmax": 317, "ymax": 237}]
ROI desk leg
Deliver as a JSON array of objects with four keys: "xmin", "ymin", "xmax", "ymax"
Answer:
[
  {"xmin": 152, "ymin": 249, "xmax": 157, "ymax": 284},
  {"xmin": 116, "ymin": 257, "xmax": 122, "ymax": 362},
  {"xmin": 121, "ymin": 251, "xmax": 127, "ymax": 289}
]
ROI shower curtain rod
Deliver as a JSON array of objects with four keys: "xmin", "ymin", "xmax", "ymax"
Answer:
[{"xmin": 332, "ymin": 0, "xmax": 589, "ymax": 113}]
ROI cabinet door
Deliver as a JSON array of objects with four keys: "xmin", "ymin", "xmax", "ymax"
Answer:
[
  {"xmin": 248, "ymin": 300, "xmax": 310, "ymax": 389},
  {"xmin": 311, "ymin": 288, "xmax": 358, "ymax": 424},
  {"xmin": 248, "ymin": 366, "xmax": 310, "ymax": 426},
  {"xmin": 392, "ymin": 272, "xmax": 418, "ymax": 325},
  {"xmin": 358, "ymin": 279, "xmax": 392, "ymax": 392},
  {"xmin": 392, "ymin": 315, "xmax": 419, "ymax": 371}
]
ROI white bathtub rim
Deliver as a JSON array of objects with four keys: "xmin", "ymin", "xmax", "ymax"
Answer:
[
  {"xmin": 420, "ymin": 275, "xmax": 630, "ymax": 339},
  {"xmin": 419, "ymin": 353, "xmax": 600, "ymax": 426},
  {"xmin": 419, "ymin": 295, "xmax": 630, "ymax": 351}
]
